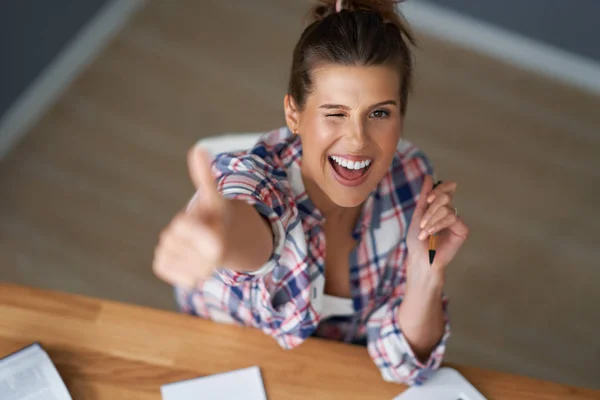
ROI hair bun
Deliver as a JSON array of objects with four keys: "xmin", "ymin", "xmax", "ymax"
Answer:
[
  {"xmin": 309, "ymin": 1, "xmax": 336, "ymax": 22},
  {"xmin": 309, "ymin": 0, "xmax": 403, "ymax": 24}
]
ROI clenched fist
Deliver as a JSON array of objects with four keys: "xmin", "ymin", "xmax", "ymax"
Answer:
[{"xmin": 153, "ymin": 147, "xmax": 230, "ymax": 287}]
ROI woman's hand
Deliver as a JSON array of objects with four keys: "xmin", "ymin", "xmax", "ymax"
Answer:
[
  {"xmin": 405, "ymin": 175, "xmax": 469, "ymax": 288},
  {"xmin": 397, "ymin": 175, "xmax": 468, "ymax": 361},
  {"xmin": 153, "ymin": 147, "xmax": 230, "ymax": 288}
]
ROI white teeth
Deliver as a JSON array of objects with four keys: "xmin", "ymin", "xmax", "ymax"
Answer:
[{"xmin": 330, "ymin": 156, "xmax": 372, "ymax": 170}]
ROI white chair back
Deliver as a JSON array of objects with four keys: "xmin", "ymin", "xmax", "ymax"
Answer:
[{"xmin": 196, "ymin": 133, "xmax": 263, "ymax": 156}]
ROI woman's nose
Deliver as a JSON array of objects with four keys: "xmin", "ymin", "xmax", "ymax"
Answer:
[{"xmin": 346, "ymin": 121, "xmax": 369, "ymax": 150}]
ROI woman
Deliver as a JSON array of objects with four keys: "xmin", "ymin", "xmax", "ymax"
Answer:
[{"xmin": 153, "ymin": 0, "xmax": 469, "ymax": 385}]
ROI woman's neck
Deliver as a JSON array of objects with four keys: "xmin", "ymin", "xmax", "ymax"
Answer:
[{"xmin": 301, "ymin": 168, "xmax": 362, "ymax": 224}]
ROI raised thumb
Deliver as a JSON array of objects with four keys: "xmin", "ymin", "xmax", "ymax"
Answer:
[{"xmin": 187, "ymin": 146, "xmax": 221, "ymax": 215}]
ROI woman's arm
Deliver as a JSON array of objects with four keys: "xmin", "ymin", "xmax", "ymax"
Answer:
[
  {"xmin": 365, "ymin": 259, "xmax": 450, "ymax": 386},
  {"xmin": 397, "ymin": 271, "xmax": 445, "ymax": 362},
  {"xmin": 220, "ymin": 199, "xmax": 274, "ymax": 272},
  {"xmin": 154, "ymin": 147, "xmax": 291, "ymax": 287},
  {"xmin": 366, "ymin": 175, "xmax": 467, "ymax": 385},
  {"xmin": 400, "ymin": 174, "xmax": 469, "ymax": 361}
]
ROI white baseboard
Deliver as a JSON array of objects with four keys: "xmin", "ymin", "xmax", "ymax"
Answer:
[
  {"xmin": 401, "ymin": 1, "xmax": 600, "ymax": 96},
  {"xmin": 0, "ymin": 0, "xmax": 147, "ymax": 159}
]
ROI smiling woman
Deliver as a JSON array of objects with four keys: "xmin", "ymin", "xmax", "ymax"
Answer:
[
  {"xmin": 153, "ymin": 0, "xmax": 469, "ymax": 387},
  {"xmin": 285, "ymin": 65, "xmax": 402, "ymax": 208}
]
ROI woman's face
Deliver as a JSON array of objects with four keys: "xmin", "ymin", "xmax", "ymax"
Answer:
[{"xmin": 285, "ymin": 64, "xmax": 403, "ymax": 209}]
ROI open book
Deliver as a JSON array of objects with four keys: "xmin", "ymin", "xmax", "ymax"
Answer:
[{"xmin": 0, "ymin": 343, "xmax": 72, "ymax": 400}]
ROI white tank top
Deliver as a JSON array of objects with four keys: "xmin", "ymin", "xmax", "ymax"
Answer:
[{"xmin": 321, "ymin": 294, "xmax": 354, "ymax": 320}]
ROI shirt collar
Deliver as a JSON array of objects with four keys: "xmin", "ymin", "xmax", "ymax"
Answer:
[{"xmin": 285, "ymin": 132, "xmax": 325, "ymax": 226}]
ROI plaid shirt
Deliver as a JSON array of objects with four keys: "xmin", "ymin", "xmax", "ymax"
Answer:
[{"xmin": 176, "ymin": 127, "xmax": 450, "ymax": 385}]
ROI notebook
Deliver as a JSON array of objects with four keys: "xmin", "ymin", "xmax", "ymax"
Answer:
[
  {"xmin": 0, "ymin": 343, "xmax": 72, "ymax": 400},
  {"xmin": 161, "ymin": 366, "xmax": 268, "ymax": 400},
  {"xmin": 394, "ymin": 367, "xmax": 487, "ymax": 400}
]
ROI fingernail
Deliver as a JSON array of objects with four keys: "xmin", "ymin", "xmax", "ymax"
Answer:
[
  {"xmin": 418, "ymin": 231, "xmax": 427, "ymax": 241},
  {"xmin": 427, "ymin": 195, "xmax": 435, "ymax": 203},
  {"xmin": 420, "ymin": 218, "xmax": 428, "ymax": 229}
]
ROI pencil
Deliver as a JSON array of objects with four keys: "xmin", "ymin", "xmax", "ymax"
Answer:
[
  {"xmin": 429, "ymin": 233, "xmax": 437, "ymax": 265},
  {"xmin": 429, "ymin": 180, "xmax": 442, "ymax": 266}
]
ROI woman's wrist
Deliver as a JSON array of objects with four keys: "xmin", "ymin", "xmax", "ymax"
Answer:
[
  {"xmin": 398, "ymin": 262, "xmax": 446, "ymax": 361},
  {"xmin": 403, "ymin": 277, "xmax": 444, "ymax": 314},
  {"xmin": 406, "ymin": 256, "xmax": 445, "ymax": 297}
]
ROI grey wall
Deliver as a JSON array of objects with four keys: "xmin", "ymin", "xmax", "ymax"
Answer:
[
  {"xmin": 425, "ymin": 0, "xmax": 600, "ymax": 62},
  {"xmin": 0, "ymin": 0, "xmax": 108, "ymax": 120}
]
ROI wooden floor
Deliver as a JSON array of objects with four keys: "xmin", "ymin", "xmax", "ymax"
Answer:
[{"xmin": 1, "ymin": 0, "xmax": 599, "ymax": 389}]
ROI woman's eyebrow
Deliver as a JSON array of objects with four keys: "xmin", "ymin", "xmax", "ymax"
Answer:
[
  {"xmin": 318, "ymin": 100, "xmax": 397, "ymax": 110},
  {"xmin": 371, "ymin": 100, "xmax": 397, "ymax": 108},
  {"xmin": 319, "ymin": 103, "xmax": 350, "ymax": 110}
]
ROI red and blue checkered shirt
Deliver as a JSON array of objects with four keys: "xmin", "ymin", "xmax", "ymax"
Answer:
[{"xmin": 176, "ymin": 127, "xmax": 450, "ymax": 385}]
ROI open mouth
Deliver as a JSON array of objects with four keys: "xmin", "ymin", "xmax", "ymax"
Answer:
[{"xmin": 328, "ymin": 155, "xmax": 373, "ymax": 187}]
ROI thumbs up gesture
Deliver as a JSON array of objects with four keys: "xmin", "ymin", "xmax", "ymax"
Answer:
[
  {"xmin": 153, "ymin": 147, "xmax": 230, "ymax": 288},
  {"xmin": 405, "ymin": 175, "xmax": 469, "ymax": 289}
]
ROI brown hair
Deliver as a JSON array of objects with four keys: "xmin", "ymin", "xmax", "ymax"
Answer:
[{"xmin": 288, "ymin": 0, "xmax": 415, "ymax": 115}]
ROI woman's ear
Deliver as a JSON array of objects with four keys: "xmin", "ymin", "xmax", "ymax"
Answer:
[{"xmin": 284, "ymin": 94, "xmax": 301, "ymax": 134}]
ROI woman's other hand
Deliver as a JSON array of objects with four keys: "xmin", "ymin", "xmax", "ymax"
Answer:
[{"xmin": 405, "ymin": 175, "xmax": 469, "ymax": 288}]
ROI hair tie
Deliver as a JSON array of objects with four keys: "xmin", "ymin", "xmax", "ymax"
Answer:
[{"xmin": 335, "ymin": 0, "xmax": 344, "ymax": 12}]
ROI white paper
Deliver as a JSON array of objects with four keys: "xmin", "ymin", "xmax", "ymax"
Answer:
[
  {"xmin": 161, "ymin": 366, "xmax": 267, "ymax": 400},
  {"xmin": 394, "ymin": 368, "xmax": 487, "ymax": 400},
  {"xmin": 0, "ymin": 343, "xmax": 72, "ymax": 400}
]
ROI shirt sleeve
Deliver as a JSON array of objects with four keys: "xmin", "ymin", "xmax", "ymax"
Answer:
[
  {"xmin": 366, "ymin": 279, "xmax": 451, "ymax": 386},
  {"xmin": 365, "ymin": 143, "xmax": 449, "ymax": 385},
  {"xmin": 187, "ymin": 150, "xmax": 293, "ymax": 286}
]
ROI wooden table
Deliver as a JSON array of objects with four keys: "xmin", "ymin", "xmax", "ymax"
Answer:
[{"xmin": 0, "ymin": 284, "xmax": 597, "ymax": 399}]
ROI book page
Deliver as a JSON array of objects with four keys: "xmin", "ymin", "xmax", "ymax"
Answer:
[
  {"xmin": 0, "ymin": 343, "xmax": 72, "ymax": 400},
  {"xmin": 394, "ymin": 368, "xmax": 487, "ymax": 400},
  {"xmin": 161, "ymin": 366, "xmax": 268, "ymax": 400}
]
